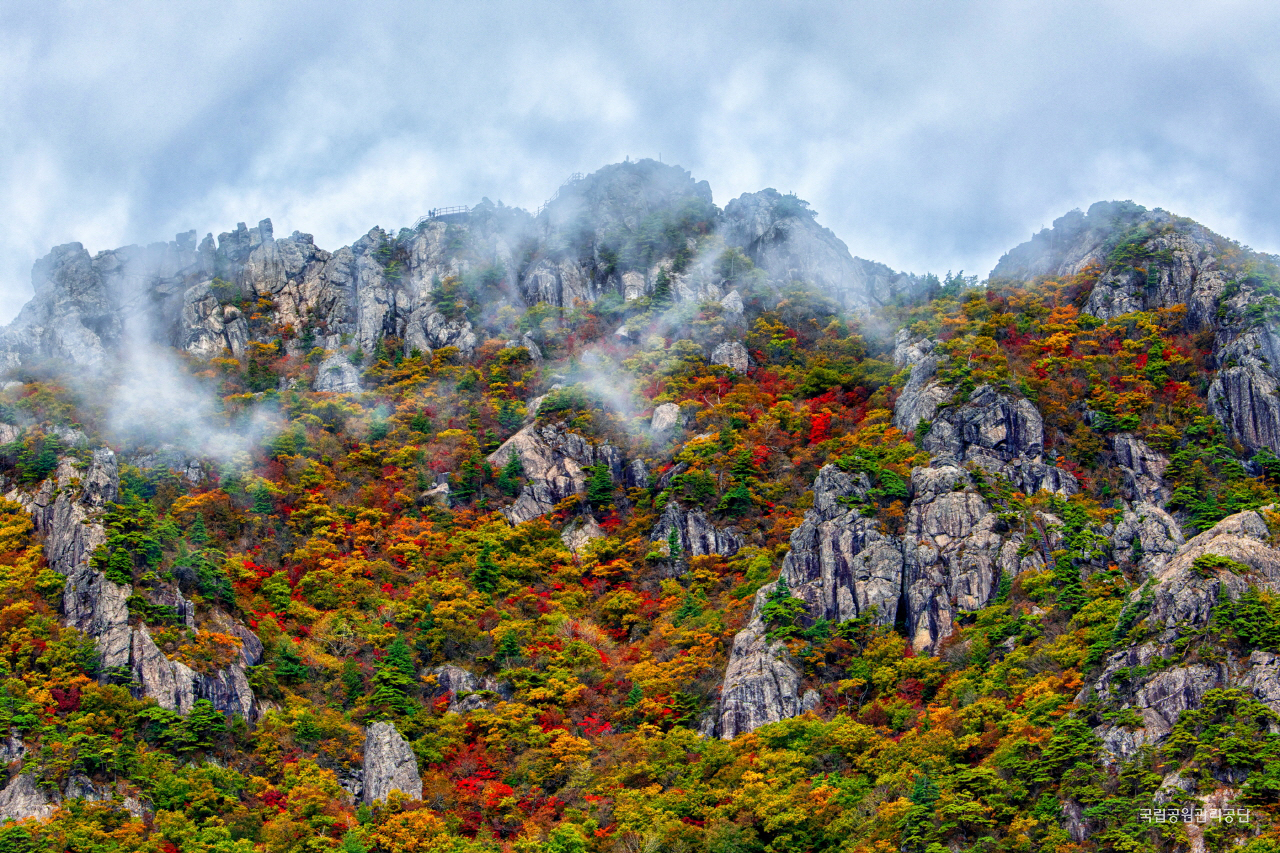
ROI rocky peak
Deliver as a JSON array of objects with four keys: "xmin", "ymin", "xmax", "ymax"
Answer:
[
  {"xmin": 719, "ymin": 188, "xmax": 923, "ymax": 310},
  {"xmin": 361, "ymin": 721, "xmax": 421, "ymax": 804}
]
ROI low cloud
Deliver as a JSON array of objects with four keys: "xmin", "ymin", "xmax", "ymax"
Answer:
[{"xmin": 4, "ymin": 0, "xmax": 1280, "ymax": 327}]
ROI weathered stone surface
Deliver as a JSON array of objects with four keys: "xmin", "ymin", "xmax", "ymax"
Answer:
[
  {"xmin": 1147, "ymin": 510, "xmax": 1280, "ymax": 633},
  {"xmin": 924, "ymin": 384, "xmax": 1043, "ymax": 464},
  {"xmin": 362, "ymin": 722, "xmax": 422, "ymax": 804},
  {"xmin": 719, "ymin": 188, "xmax": 925, "ymax": 310},
  {"xmin": 650, "ymin": 403, "xmax": 683, "ymax": 438},
  {"xmin": 1081, "ymin": 509, "xmax": 1280, "ymax": 760},
  {"xmin": 180, "ymin": 283, "xmax": 249, "ymax": 358},
  {"xmin": 1208, "ymin": 363, "xmax": 1280, "ymax": 455},
  {"xmin": 313, "ymin": 354, "xmax": 362, "ymax": 393},
  {"xmin": 716, "ymin": 605, "xmax": 802, "ymax": 739},
  {"xmin": 711, "ymin": 341, "xmax": 749, "ymax": 373},
  {"xmin": 426, "ymin": 666, "xmax": 511, "ymax": 714},
  {"xmin": 562, "ymin": 515, "xmax": 606, "ymax": 553},
  {"xmin": 891, "ymin": 331, "xmax": 952, "ymax": 433},
  {"xmin": 649, "ymin": 501, "xmax": 742, "ymax": 560},
  {"xmin": 1111, "ymin": 502, "xmax": 1184, "ymax": 574},
  {"xmin": 9, "ymin": 448, "xmax": 259, "ymax": 720},
  {"xmin": 486, "ymin": 422, "xmax": 631, "ymax": 524},
  {"xmin": 0, "ymin": 773, "xmax": 56, "ymax": 822},
  {"xmin": 1112, "ymin": 434, "xmax": 1171, "ymax": 504}
]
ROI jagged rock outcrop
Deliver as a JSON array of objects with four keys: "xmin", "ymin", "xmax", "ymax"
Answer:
[
  {"xmin": 649, "ymin": 501, "xmax": 742, "ymax": 560},
  {"xmin": 1111, "ymin": 434, "xmax": 1171, "ymax": 504},
  {"xmin": 1082, "ymin": 509, "xmax": 1280, "ymax": 759},
  {"xmin": 426, "ymin": 665, "xmax": 513, "ymax": 713},
  {"xmin": 313, "ymin": 354, "xmax": 362, "ymax": 393},
  {"xmin": 712, "ymin": 334, "xmax": 1078, "ymax": 737},
  {"xmin": 1208, "ymin": 363, "xmax": 1280, "ymax": 456},
  {"xmin": 650, "ymin": 403, "xmax": 683, "ymax": 438},
  {"xmin": 0, "ymin": 773, "xmax": 56, "ymax": 822},
  {"xmin": 1110, "ymin": 502, "xmax": 1184, "ymax": 575},
  {"xmin": 892, "ymin": 332, "xmax": 951, "ymax": 432},
  {"xmin": 715, "ymin": 611, "xmax": 803, "ymax": 740},
  {"xmin": 486, "ymin": 421, "xmax": 633, "ymax": 524},
  {"xmin": 9, "ymin": 448, "xmax": 260, "ymax": 720},
  {"xmin": 719, "ymin": 189, "xmax": 925, "ymax": 310},
  {"xmin": 361, "ymin": 722, "xmax": 422, "ymax": 804},
  {"xmin": 2, "ymin": 162, "xmax": 936, "ymax": 373},
  {"xmin": 710, "ymin": 341, "xmax": 750, "ymax": 373},
  {"xmin": 991, "ymin": 201, "xmax": 1280, "ymax": 456}
]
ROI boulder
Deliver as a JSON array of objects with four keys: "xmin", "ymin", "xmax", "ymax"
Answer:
[
  {"xmin": 711, "ymin": 341, "xmax": 750, "ymax": 373},
  {"xmin": 362, "ymin": 722, "xmax": 422, "ymax": 805},
  {"xmin": 650, "ymin": 403, "xmax": 683, "ymax": 438},
  {"xmin": 486, "ymin": 422, "xmax": 632, "ymax": 524},
  {"xmin": 313, "ymin": 354, "xmax": 362, "ymax": 393}
]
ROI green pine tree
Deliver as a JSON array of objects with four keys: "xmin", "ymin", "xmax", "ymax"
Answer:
[
  {"xmin": 252, "ymin": 484, "xmax": 273, "ymax": 514},
  {"xmin": 385, "ymin": 635, "xmax": 416, "ymax": 681},
  {"xmin": 471, "ymin": 542, "xmax": 501, "ymax": 595},
  {"xmin": 651, "ymin": 269, "xmax": 674, "ymax": 309},
  {"xmin": 341, "ymin": 658, "xmax": 364, "ymax": 705},
  {"xmin": 717, "ymin": 480, "xmax": 754, "ymax": 517},
  {"xmin": 370, "ymin": 643, "xmax": 416, "ymax": 716},
  {"xmin": 586, "ymin": 464, "xmax": 614, "ymax": 511},
  {"xmin": 104, "ymin": 549, "xmax": 133, "ymax": 585},
  {"xmin": 188, "ymin": 513, "xmax": 209, "ymax": 546},
  {"xmin": 274, "ymin": 641, "xmax": 308, "ymax": 684},
  {"xmin": 497, "ymin": 631, "xmax": 521, "ymax": 662}
]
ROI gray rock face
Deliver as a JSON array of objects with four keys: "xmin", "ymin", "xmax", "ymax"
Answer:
[
  {"xmin": 990, "ymin": 201, "xmax": 1280, "ymax": 456},
  {"xmin": 891, "ymin": 332, "xmax": 951, "ymax": 433},
  {"xmin": 9, "ymin": 449, "xmax": 259, "ymax": 721},
  {"xmin": 1112, "ymin": 434, "xmax": 1171, "ymax": 504},
  {"xmin": 561, "ymin": 515, "xmax": 606, "ymax": 553},
  {"xmin": 711, "ymin": 341, "xmax": 1075, "ymax": 736},
  {"xmin": 427, "ymin": 665, "xmax": 512, "ymax": 714},
  {"xmin": 649, "ymin": 501, "xmax": 743, "ymax": 560},
  {"xmin": 650, "ymin": 403, "xmax": 683, "ymax": 438},
  {"xmin": 0, "ymin": 773, "xmax": 56, "ymax": 822},
  {"xmin": 1111, "ymin": 502, "xmax": 1184, "ymax": 575},
  {"xmin": 715, "ymin": 605, "xmax": 803, "ymax": 740},
  {"xmin": 991, "ymin": 201, "xmax": 1161, "ymax": 283},
  {"xmin": 313, "ymin": 354, "xmax": 362, "ymax": 393},
  {"xmin": 486, "ymin": 422, "xmax": 633, "ymax": 524},
  {"xmin": 362, "ymin": 722, "xmax": 422, "ymax": 804},
  {"xmin": 1208, "ymin": 364, "xmax": 1280, "ymax": 455},
  {"xmin": 719, "ymin": 189, "xmax": 925, "ymax": 310},
  {"xmin": 710, "ymin": 341, "xmax": 750, "ymax": 373},
  {"xmin": 923, "ymin": 384, "xmax": 1043, "ymax": 465},
  {"xmin": 1082, "ymin": 509, "xmax": 1280, "ymax": 760}
]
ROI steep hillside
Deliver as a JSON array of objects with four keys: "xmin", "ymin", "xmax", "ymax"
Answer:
[{"xmin": 0, "ymin": 174, "xmax": 1278, "ymax": 852}]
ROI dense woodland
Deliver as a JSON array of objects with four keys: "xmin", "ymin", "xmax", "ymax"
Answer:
[{"xmin": 2, "ymin": 207, "xmax": 1280, "ymax": 853}]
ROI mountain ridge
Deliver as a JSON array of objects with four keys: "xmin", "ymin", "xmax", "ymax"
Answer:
[{"xmin": 1, "ymin": 163, "xmax": 1280, "ymax": 850}]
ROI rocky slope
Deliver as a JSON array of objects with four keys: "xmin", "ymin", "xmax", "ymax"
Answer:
[{"xmin": 6, "ymin": 447, "xmax": 261, "ymax": 720}]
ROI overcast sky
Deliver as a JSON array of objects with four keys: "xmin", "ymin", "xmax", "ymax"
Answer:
[{"xmin": 3, "ymin": 1, "xmax": 1280, "ymax": 321}]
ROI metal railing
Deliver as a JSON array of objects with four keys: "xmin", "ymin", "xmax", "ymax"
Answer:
[
  {"xmin": 411, "ymin": 206, "xmax": 471, "ymax": 230},
  {"xmin": 535, "ymin": 173, "xmax": 585, "ymax": 218}
]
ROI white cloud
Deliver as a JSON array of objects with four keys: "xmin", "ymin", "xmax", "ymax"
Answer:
[{"xmin": 4, "ymin": 0, "xmax": 1280, "ymax": 321}]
